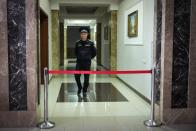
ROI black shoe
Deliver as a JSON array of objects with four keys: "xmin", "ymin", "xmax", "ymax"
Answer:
[
  {"xmin": 77, "ymin": 95, "xmax": 82, "ymax": 102},
  {"xmin": 83, "ymin": 97, "xmax": 89, "ymax": 102},
  {"xmin": 83, "ymin": 92, "xmax": 87, "ymax": 98},
  {"xmin": 77, "ymin": 89, "xmax": 82, "ymax": 95}
]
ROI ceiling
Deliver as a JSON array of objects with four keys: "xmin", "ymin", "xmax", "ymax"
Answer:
[
  {"xmin": 60, "ymin": 5, "xmax": 108, "ymax": 15},
  {"xmin": 58, "ymin": 0, "xmax": 121, "ymax": 21},
  {"xmin": 59, "ymin": 5, "xmax": 109, "ymax": 20},
  {"xmin": 65, "ymin": 6, "xmax": 99, "ymax": 14},
  {"xmin": 64, "ymin": 19, "xmax": 97, "ymax": 27}
]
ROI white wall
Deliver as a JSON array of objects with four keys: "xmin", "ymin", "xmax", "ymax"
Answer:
[
  {"xmin": 93, "ymin": 24, "xmax": 97, "ymax": 44},
  {"xmin": 117, "ymin": 0, "xmax": 154, "ymax": 99},
  {"xmin": 39, "ymin": 0, "xmax": 52, "ymax": 80}
]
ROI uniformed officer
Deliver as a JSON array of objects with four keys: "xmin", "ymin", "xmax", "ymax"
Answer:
[{"xmin": 75, "ymin": 27, "xmax": 97, "ymax": 98}]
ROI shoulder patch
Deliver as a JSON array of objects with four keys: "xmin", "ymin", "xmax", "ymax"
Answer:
[
  {"xmin": 76, "ymin": 40, "xmax": 80, "ymax": 43},
  {"xmin": 88, "ymin": 40, "xmax": 94, "ymax": 45},
  {"xmin": 88, "ymin": 40, "xmax": 94, "ymax": 43}
]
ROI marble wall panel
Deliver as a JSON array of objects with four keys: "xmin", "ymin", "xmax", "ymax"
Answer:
[
  {"xmin": 172, "ymin": 0, "xmax": 191, "ymax": 108},
  {"xmin": 7, "ymin": 0, "xmax": 27, "ymax": 111},
  {"xmin": 52, "ymin": 10, "xmax": 60, "ymax": 70},
  {"xmin": 109, "ymin": 10, "xmax": 117, "ymax": 73}
]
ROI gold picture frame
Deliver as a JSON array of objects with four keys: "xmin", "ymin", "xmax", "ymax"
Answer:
[{"xmin": 128, "ymin": 10, "xmax": 138, "ymax": 37}]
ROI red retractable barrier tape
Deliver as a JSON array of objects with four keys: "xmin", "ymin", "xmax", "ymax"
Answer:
[
  {"xmin": 38, "ymin": 67, "xmax": 162, "ymax": 128},
  {"xmin": 48, "ymin": 70, "xmax": 152, "ymax": 74}
]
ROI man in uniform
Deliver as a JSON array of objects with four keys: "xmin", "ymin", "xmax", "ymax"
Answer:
[{"xmin": 75, "ymin": 27, "xmax": 97, "ymax": 98}]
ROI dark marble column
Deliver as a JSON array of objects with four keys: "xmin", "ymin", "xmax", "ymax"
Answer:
[
  {"xmin": 7, "ymin": 0, "xmax": 27, "ymax": 111},
  {"xmin": 154, "ymin": 0, "xmax": 163, "ymax": 104},
  {"xmin": 172, "ymin": 0, "xmax": 191, "ymax": 108}
]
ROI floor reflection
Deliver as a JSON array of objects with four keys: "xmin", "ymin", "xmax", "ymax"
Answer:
[{"xmin": 57, "ymin": 83, "xmax": 128, "ymax": 102}]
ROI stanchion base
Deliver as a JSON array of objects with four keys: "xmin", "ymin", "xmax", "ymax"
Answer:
[
  {"xmin": 37, "ymin": 121, "xmax": 55, "ymax": 129},
  {"xmin": 144, "ymin": 120, "xmax": 162, "ymax": 127}
]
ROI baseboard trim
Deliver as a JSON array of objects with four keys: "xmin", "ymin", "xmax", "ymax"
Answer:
[
  {"xmin": 48, "ymin": 75, "xmax": 54, "ymax": 84},
  {"xmin": 98, "ymin": 64, "xmax": 109, "ymax": 70},
  {"xmin": 116, "ymin": 76, "xmax": 150, "ymax": 104}
]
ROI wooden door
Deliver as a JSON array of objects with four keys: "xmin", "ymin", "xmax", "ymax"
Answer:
[
  {"xmin": 40, "ymin": 9, "xmax": 49, "ymax": 84},
  {"xmin": 96, "ymin": 23, "xmax": 102, "ymax": 65}
]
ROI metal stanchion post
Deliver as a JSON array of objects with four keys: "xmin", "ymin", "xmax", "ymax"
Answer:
[
  {"xmin": 37, "ymin": 67, "xmax": 55, "ymax": 129},
  {"xmin": 144, "ymin": 66, "xmax": 162, "ymax": 127}
]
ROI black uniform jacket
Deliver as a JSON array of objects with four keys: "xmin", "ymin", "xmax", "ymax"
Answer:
[{"xmin": 75, "ymin": 39, "xmax": 97, "ymax": 63}]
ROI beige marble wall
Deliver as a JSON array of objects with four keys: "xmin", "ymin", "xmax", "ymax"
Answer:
[
  {"xmin": 189, "ymin": 0, "xmax": 196, "ymax": 108},
  {"xmin": 109, "ymin": 10, "xmax": 117, "ymax": 73},
  {"xmin": 0, "ymin": 0, "xmax": 38, "ymax": 127},
  {"xmin": 153, "ymin": 0, "xmax": 161, "ymax": 121},
  {"xmin": 51, "ymin": 10, "xmax": 60, "ymax": 70},
  {"xmin": 26, "ymin": 0, "xmax": 38, "ymax": 112},
  {"xmin": 64, "ymin": 28, "xmax": 67, "ymax": 61},
  {"xmin": 0, "ymin": 0, "xmax": 9, "ymax": 111},
  {"xmin": 159, "ymin": 0, "xmax": 196, "ymax": 124}
]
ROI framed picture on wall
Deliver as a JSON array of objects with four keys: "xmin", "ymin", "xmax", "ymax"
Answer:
[
  {"xmin": 128, "ymin": 10, "xmax": 138, "ymax": 37},
  {"xmin": 104, "ymin": 26, "xmax": 109, "ymax": 40},
  {"xmin": 124, "ymin": 1, "xmax": 143, "ymax": 45}
]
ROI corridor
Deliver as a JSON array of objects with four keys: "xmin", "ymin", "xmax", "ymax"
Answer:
[{"xmin": 0, "ymin": 0, "xmax": 196, "ymax": 130}]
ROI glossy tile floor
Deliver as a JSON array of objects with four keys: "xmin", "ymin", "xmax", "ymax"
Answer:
[
  {"xmin": 57, "ymin": 83, "xmax": 128, "ymax": 102},
  {"xmin": 0, "ymin": 60, "xmax": 196, "ymax": 131}
]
